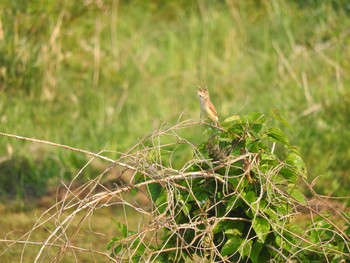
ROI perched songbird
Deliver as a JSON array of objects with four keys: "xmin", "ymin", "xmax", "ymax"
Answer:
[{"xmin": 196, "ymin": 88, "xmax": 220, "ymax": 126}]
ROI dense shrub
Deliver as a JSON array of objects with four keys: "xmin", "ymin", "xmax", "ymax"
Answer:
[{"xmin": 108, "ymin": 113, "xmax": 350, "ymax": 262}]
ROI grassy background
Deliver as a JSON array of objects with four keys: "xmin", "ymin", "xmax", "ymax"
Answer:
[{"xmin": 0, "ymin": 0, "xmax": 349, "ymax": 200}]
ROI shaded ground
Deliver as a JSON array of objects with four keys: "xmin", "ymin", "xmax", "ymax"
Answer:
[{"xmin": 0, "ymin": 205, "xmax": 140, "ymax": 262}]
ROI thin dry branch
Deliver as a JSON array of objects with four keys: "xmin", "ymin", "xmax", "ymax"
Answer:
[{"xmin": 0, "ymin": 121, "xmax": 349, "ymax": 262}]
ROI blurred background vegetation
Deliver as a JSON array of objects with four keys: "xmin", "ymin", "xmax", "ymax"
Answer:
[{"xmin": 0, "ymin": 0, "xmax": 349, "ymax": 202}]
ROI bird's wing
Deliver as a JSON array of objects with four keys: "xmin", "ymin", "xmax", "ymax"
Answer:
[{"xmin": 208, "ymin": 100, "xmax": 218, "ymax": 116}]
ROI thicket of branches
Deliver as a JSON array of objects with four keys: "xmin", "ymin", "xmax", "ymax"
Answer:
[{"xmin": 1, "ymin": 113, "xmax": 349, "ymax": 262}]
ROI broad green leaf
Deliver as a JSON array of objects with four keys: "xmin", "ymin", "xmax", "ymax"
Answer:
[
  {"xmin": 259, "ymin": 153, "xmax": 280, "ymax": 169},
  {"xmin": 244, "ymin": 191, "xmax": 257, "ymax": 203},
  {"xmin": 240, "ymin": 240, "xmax": 252, "ymax": 258},
  {"xmin": 245, "ymin": 137, "xmax": 263, "ymax": 153},
  {"xmin": 287, "ymin": 151, "xmax": 307, "ymax": 178},
  {"xmin": 275, "ymin": 233, "xmax": 293, "ymax": 252},
  {"xmin": 114, "ymin": 244, "xmax": 123, "ymax": 255},
  {"xmin": 132, "ymin": 255, "xmax": 141, "ymax": 263},
  {"xmin": 225, "ymin": 228, "xmax": 242, "ymax": 237},
  {"xmin": 279, "ymin": 167, "xmax": 298, "ymax": 183},
  {"xmin": 245, "ymin": 208, "xmax": 254, "ymax": 219},
  {"xmin": 228, "ymin": 123, "xmax": 245, "ymax": 134},
  {"xmin": 264, "ymin": 207, "xmax": 278, "ymax": 220},
  {"xmin": 287, "ymin": 223, "xmax": 304, "ymax": 236},
  {"xmin": 132, "ymin": 239, "xmax": 146, "ymax": 254},
  {"xmin": 267, "ymin": 127, "xmax": 289, "ymax": 145},
  {"xmin": 228, "ymin": 177, "xmax": 240, "ymax": 187},
  {"xmin": 148, "ymin": 184, "xmax": 162, "ymax": 202},
  {"xmin": 250, "ymin": 241, "xmax": 263, "ymax": 263},
  {"xmin": 276, "ymin": 203, "xmax": 289, "ymax": 215},
  {"xmin": 213, "ymin": 221, "xmax": 226, "ymax": 234},
  {"xmin": 226, "ymin": 195, "xmax": 243, "ymax": 213},
  {"xmin": 252, "ymin": 217, "xmax": 270, "ymax": 242},
  {"xmin": 193, "ymin": 191, "xmax": 208, "ymax": 203},
  {"xmin": 221, "ymin": 236, "xmax": 241, "ymax": 256},
  {"xmin": 222, "ymin": 115, "xmax": 240, "ymax": 124},
  {"xmin": 155, "ymin": 194, "xmax": 167, "ymax": 206},
  {"xmin": 219, "ymin": 137, "xmax": 233, "ymax": 142},
  {"xmin": 289, "ymin": 187, "xmax": 307, "ymax": 205},
  {"xmin": 155, "ymin": 194, "xmax": 168, "ymax": 214},
  {"xmin": 275, "ymin": 235, "xmax": 281, "ymax": 246},
  {"xmin": 271, "ymin": 109, "xmax": 293, "ymax": 131},
  {"xmin": 309, "ymin": 229, "xmax": 322, "ymax": 244},
  {"xmin": 251, "ymin": 123, "xmax": 263, "ymax": 133},
  {"xmin": 259, "ymin": 199, "xmax": 267, "ymax": 210},
  {"xmin": 175, "ymin": 193, "xmax": 192, "ymax": 216},
  {"xmin": 230, "ymin": 221, "xmax": 245, "ymax": 233},
  {"xmin": 183, "ymin": 203, "xmax": 191, "ymax": 216},
  {"xmin": 107, "ymin": 237, "xmax": 120, "ymax": 250},
  {"xmin": 243, "ymin": 112, "xmax": 266, "ymax": 123},
  {"xmin": 213, "ymin": 220, "xmax": 242, "ymax": 234},
  {"xmin": 114, "ymin": 222, "xmax": 128, "ymax": 238}
]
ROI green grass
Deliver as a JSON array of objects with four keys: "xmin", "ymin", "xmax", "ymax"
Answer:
[{"xmin": 0, "ymin": 0, "xmax": 349, "ymax": 198}]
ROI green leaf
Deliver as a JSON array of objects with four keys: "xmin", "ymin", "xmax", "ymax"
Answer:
[
  {"xmin": 244, "ymin": 191, "xmax": 257, "ymax": 203},
  {"xmin": 271, "ymin": 109, "xmax": 293, "ymax": 131},
  {"xmin": 259, "ymin": 199, "xmax": 267, "ymax": 210},
  {"xmin": 132, "ymin": 255, "xmax": 141, "ymax": 263},
  {"xmin": 287, "ymin": 151, "xmax": 307, "ymax": 178},
  {"xmin": 219, "ymin": 137, "xmax": 233, "ymax": 142},
  {"xmin": 213, "ymin": 221, "xmax": 226, "ymax": 234},
  {"xmin": 259, "ymin": 153, "xmax": 279, "ymax": 168},
  {"xmin": 226, "ymin": 195, "xmax": 243, "ymax": 213},
  {"xmin": 279, "ymin": 167, "xmax": 298, "ymax": 183},
  {"xmin": 113, "ymin": 244, "xmax": 123, "ymax": 255},
  {"xmin": 183, "ymin": 203, "xmax": 191, "ymax": 216},
  {"xmin": 213, "ymin": 220, "xmax": 242, "ymax": 234},
  {"xmin": 250, "ymin": 241, "xmax": 263, "ymax": 263},
  {"xmin": 222, "ymin": 115, "xmax": 240, "ymax": 124},
  {"xmin": 228, "ymin": 123, "xmax": 244, "ymax": 134},
  {"xmin": 240, "ymin": 240, "xmax": 252, "ymax": 258},
  {"xmin": 115, "ymin": 222, "xmax": 128, "ymax": 238},
  {"xmin": 289, "ymin": 187, "xmax": 306, "ymax": 204},
  {"xmin": 252, "ymin": 217, "xmax": 270, "ymax": 242},
  {"xmin": 243, "ymin": 112, "xmax": 266, "ymax": 123},
  {"xmin": 275, "ymin": 232, "xmax": 294, "ymax": 252},
  {"xmin": 264, "ymin": 207, "xmax": 278, "ymax": 220},
  {"xmin": 245, "ymin": 137, "xmax": 263, "ymax": 153},
  {"xmin": 155, "ymin": 194, "xmax": 168, "ymax": 214},
  {"xmin": 276, "ymin": 203, "xmax": 289, "ymax": 215},
  {"xmin": 221, "ymin": 236, "xmax": 241, "ymax": 256},
  {"xmin": 131, "ymin": 238, "xmax": 146, "ymax": 254},
  {"xmin": 130, "ymin": 187, "xmax": 138, "ymax": 196},
  {"xmin": 251, "ymin": 123, "xmax": 263, "ymax": 133},
  {"xmin": 267, "ymin": 127, "xmax": 289, "ymax": 145},
  {"xmin": 174, "ymin": 193, "xmax": 192, "ymax": 216},
  {"xmin": 193, "ymin": 191, "xmax": 208, "ymax": 203},
  {"xmin": 148, "ymin": 184, "xmax": 162, "ymax": 202},
  {"xmin": 107, "ymin": 236, "xmax": 119, "ymax": 250},
  {"xmin": 310, "ymin": 229, "xmax": 323, "ymax": 244},
  {"xmin": 225, "ymin": 228, "xmax": 242, "ymax": 237}
]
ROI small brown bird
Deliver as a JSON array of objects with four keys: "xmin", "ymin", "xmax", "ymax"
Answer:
[{"xmin": 196, "ymin": 88, "xmax": 220, "ymax": 126}]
